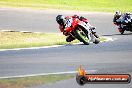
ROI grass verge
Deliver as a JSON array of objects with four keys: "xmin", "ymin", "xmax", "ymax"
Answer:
[
  {"xmin": 0, "ymin": 31, "xmax": 106, "ymax": 49},
  {"xmin": 0, "ymin": 74, "xmax": 74, "ymax": 88},
  {"xmin": 0, "ymin": 31, "xmax": 78, "ymax": 49},
  {"xmin": 0, "ymin": 0, "xmax": 131, "ymax": 12}
]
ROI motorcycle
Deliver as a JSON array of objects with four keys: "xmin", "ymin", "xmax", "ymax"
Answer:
[
  {"xmin": 118, "ymin": 22, "xmax": 132, "ymax": 34},
  {"xmin": 65, "ymin": 18, "xmax": 100, "ymax": 45},
  {"xmin": 114, "ymin": 14, "xmax": 132, "ymax": 34}
]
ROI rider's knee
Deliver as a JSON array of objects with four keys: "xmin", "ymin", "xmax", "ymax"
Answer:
[{"xmin": 66, "ymin": 36, "xmax": 75, "ymax": 42}]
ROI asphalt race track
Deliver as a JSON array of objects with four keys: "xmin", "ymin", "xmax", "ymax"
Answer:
[{"xmin": 0, "ymin": 8, "xmax": 132, "ymax": 88}]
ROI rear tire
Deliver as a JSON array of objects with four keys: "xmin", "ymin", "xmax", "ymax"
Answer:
[
  {"xmin": 93, "ymin": 38, "xmax": 100, "ymax": 44},
  {"xmin": 92, "ymin": 33, "xmax": 100, "ymax": 44}
]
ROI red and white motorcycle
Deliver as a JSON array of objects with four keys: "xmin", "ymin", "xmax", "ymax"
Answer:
[{"xmin": 65, "ymin": 18, "xmax": 100, "ymax": 45}]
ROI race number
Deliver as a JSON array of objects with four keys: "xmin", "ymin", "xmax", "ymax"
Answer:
[{"xmin": 65, "ymin": 18, "xmax": 72, "ymax": 27}]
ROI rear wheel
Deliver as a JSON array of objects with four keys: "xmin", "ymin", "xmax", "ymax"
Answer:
[
  {"xmin": 74, "ymin": 29, "xmax": 89, "ymax": 45},
  {"xmin": 92, "ymin": 33, "xmax": 100, "ymax": 44},
  {"xmin": 93, "ymin": 38, "xmax": 100, "ymax": 44}
]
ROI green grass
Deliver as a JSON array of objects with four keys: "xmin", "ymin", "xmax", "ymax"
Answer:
[
  {"xmin": 0, "ymin": 74, "xmax": 73, "ymax": 88},
  {"xmin": 0, "ymin": 0, "xmax": 132, "ymax": 12},
  {"xmin": 0, "ymin": 31, "xmax": 79, "ymax": 49},
  {"xmin": 0, "ymin": 31, "xmax": 106, "ymax": 49}
]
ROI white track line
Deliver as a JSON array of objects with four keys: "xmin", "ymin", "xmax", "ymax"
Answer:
[
  {"xmin": 0, "ymin": 70, "xmax": 97, "ymax": 79},
  {"xmin": 0, "ymin": 45, "xmax": 65, "ymax": 51}
]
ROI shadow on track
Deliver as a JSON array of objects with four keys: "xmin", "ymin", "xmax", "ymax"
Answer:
[{"xmin": 102, "ymin": 33, "xmax": 132, "ymax": 36}]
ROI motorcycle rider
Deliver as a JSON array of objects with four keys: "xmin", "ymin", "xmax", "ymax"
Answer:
[
  {"xmin": 113, "ymin": 11, "xmax": 122, "ymax": 25},
  {"xmin": 56, "ymin": 15, "xmax": 98, "ymax": 42},
  {"xmin": 113, "ymin": 11, "xmax": 132, "ymax": 32}
]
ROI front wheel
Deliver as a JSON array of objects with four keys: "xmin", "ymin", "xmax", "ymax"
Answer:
[
  {"xmin": 74, "ymin": 29, "xmax": 89, "ymax": 45},
  {"xmin": 118, "ymin": 27, "xmax": 125, "ymax": 34},
  {"xmin": 119, "ymin": 29, "xmax": 125, "ymax": 34}
]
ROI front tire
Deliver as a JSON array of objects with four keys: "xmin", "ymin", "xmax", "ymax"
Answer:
[
  {"xmin": 120, "ymin": 30, "xmax": 125, "ymax": 34},
  {"xmin": 74, "ymin": 29, "xmax": 89, "ymax": 45},
  {"xmin": 118, "ymin": 28, "xmax": 125, "ymax": 35}
]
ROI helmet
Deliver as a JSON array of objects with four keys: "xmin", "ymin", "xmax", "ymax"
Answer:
[
  {"xmin": 115, "ymin": 11, "xmax": 121, "ymax": 15},
  {"xmin": 56, "ymin": 15, "xmax": 65, "ymax": 25},
  {"xmin": 115, "ymin": 11, "xmax": 121, "ymax": 18}
]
